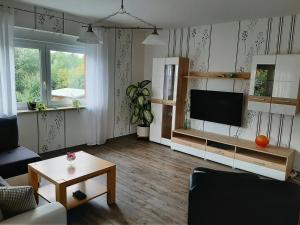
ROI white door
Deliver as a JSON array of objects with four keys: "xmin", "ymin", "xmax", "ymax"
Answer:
[
  {"xmin": 151, "ymin": 58, "xmax": 165, "ymax": 99},
  {"xmin": 150, "ymin": 103, "xmax": 163, "ymax": 143}
]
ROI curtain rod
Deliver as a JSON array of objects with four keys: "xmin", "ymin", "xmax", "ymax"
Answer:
[
  {"xmin": 0, "ymin": 4, "xmax": 163, "ymax": 30},
  {"xmin": 94, "ymin": 26, "xmax": 163, "ymax": 30}
]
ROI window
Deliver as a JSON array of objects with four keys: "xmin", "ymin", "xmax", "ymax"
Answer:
[
  {"xmin": 14, "ymin": 47, "xmax": 42, "ymax": 103},
  {"xmin": 50, "ymin": 49, "xmax": 85, "ymax": 103},
  {"xmin": 14, "ymin": 40, "xmax": 86, "ymax": 109}
]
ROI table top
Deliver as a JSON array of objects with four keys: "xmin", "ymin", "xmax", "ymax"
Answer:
[{"xmin": 28, "ymin": 151, "xmax": 115, "ymax": 185}]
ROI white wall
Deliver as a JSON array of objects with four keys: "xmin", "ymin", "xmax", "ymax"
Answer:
[
  {"xmin": 13, "ymin": 2, "xmax": 145, "ymax": 153},
  {"xmin": 145, "ymin": 15, "xmax": 300, "ymax": 170}
]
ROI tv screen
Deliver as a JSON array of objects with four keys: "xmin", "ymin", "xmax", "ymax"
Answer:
[{"xmin": 190, "ymin": 90, "xmax": 243, "ymax": 126}]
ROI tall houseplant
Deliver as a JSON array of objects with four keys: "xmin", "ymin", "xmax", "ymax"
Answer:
[{"xmin": 126, "ymin": 80, "xmax": 154, "ymax": 138}]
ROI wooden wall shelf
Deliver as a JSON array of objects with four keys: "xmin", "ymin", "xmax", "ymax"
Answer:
[
  {"xmin": 171, "ymin": 128, "xmax": 295, "ymax": 180},
  {"xmin": 151, "ymin": 98, "xmax": 176, "ymax": 106},
  {"xmin": 185, "ymin": 71, "xmax": 251, "ymax": 80}
]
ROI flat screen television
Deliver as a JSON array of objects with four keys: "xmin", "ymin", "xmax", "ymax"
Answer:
[{"xmin": 190, "ymin": 90, "xmax": 243, "ymax": 126}]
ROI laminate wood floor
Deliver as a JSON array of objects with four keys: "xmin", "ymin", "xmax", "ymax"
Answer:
[{"xmin": 41, "ymin": 135, "xmax": 236, "ymax": 225}]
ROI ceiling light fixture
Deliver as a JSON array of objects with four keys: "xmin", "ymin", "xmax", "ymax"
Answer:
[
  {"xmin": 142, "ymin": 27, "xmax": 165, "ymax": 46},
  {"xmin": 78, "ymin": 0, "xmax": 165, "ymax": 46},
  {"xmin": 77, "ymin": 24, "xmax": 102, "ymax": 44}
]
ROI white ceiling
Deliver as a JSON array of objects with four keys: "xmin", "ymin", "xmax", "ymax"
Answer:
[{"xmin": 14, "ymin": 0, "xmax": 300, "ymax": 28}]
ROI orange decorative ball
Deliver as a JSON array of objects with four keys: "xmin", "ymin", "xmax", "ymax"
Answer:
[{"xmin": 255, "ymin": 135, "xmax": 269, "ymax": 148}]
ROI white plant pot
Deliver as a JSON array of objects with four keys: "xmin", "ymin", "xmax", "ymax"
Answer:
[{"xmin": 137, "ymin": 126, "xmax": 150, "ymax": 138}]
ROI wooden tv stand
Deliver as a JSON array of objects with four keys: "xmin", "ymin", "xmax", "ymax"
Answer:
[{"xmin": 171, "ymin": 128, "xmax": 295, "ymax": 180}]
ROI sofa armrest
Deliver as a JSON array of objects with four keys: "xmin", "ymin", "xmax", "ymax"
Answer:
[{"xmin": 0, "ymin": 202, "xmax": 66, "ymax": 225}]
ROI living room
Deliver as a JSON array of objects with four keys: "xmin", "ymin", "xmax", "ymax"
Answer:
[{"xmin": 1, "ymin": 0, "xmax": 300, "ymax": 224}]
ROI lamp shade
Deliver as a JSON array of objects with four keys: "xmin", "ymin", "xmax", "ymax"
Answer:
[
  {"xmin": 142, "ymin": 28, "xmax": 165, "ymax": 46},
  {"xmin": 77, "ymin": 25, "xmax": 102, "ymax": 44}
]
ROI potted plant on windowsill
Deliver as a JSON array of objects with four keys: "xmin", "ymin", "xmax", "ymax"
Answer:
[
  {"xmin": 27, "ymin": 97, "xmax": 38, "ymax": 110},
  {"xmin": 27, "ymin": 100, "xmax": 37, "ymax": 110},
  {"xmin": 126, "ymin": 80, "xmax": 154, "ymax": 138}
]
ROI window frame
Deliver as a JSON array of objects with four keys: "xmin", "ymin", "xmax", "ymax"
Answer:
[
  {"xmin": 46, "ymin": 44, "xmax": 86, "ymax": 107},
  {"xmin": 14, "ymin": 38, "xmax": 86, "ymax": 109},
  {"xmin": 14, "ymin": 40, "xmax": 46, "ymax": 109}
]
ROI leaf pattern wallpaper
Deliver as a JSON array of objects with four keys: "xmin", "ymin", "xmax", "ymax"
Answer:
[
  {"xmin": 188, "ymin": 25, "xmax": 211, "ymax": 71},
  {"xmin": 35, "ymin": 7, "xmax": 63, "ymax": 33},
  {"xmin": 38, "ymin": 111, "xmax": 64, "ymax": 153},
  {"xmin": 114, "ymin": 29, "xmax": 133, "ymax": 137},
  {"xmin": 236, "ymin": 19, "xmax": 268, "ymax": 72}
]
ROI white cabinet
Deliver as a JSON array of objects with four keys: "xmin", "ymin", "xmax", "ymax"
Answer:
[
  {"xmin": 272, "ymin": 81, "xmax": 299, "ymax": 99},
  {"xmin": 248, "ymin": 54, "xmax": 300, "ymax": 115},
  {"xmin": 273, "ymin": 55, "xmax": 300, "ymax": 82},
  {"xmin": 270, "ymin": 55, "xmax": 300, "ymax": 115},
  {"xmin": 171, "ymin": 142, "xmax": 206, "ymax": 158},
  {"xmin": 249, "ymin": 55, "xmax": 276, "ymax": 96},
  {"xmin": 234, "ymin": 159, "xmax": 286, "ymax": 181},
  {"xmin": 150, "ymin": 103, "xmax": 163, "ymax": 143},
  {"xmin": 248, "ymin": 55, "xmax": 276, "ymax": 113},
  {"xmin": 150, "ymin": 57, "xmax": 189, "ymax": 146},
  {"xmin": 151, "ymin": 58, "xmax": 165, "ymax": 99}
]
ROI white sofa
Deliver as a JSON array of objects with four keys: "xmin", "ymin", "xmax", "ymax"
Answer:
[{"xmin": 0, "ymin": 202, "xmax": 67, "ymax": 225}]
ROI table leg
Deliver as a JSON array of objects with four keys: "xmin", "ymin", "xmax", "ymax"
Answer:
[
  {"xmin": 56, "ymin": 184, "xmax": 67, "ymax": 208},
  {"xmin": 107, "ymin": 165, "xmax": 116, "ymax": 205},
  {"xmin": 28, "ymin": 166, "xmax": 39, "ymax": 204}
]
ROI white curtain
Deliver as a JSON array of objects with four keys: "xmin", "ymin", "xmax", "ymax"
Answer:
[
  {"xmin": 85, "ymin": 28, "xmax": 109, "ymax": 145},
  {"xmin": 0, "ymin": 6, "xmax": 16, "ymax": 116}
]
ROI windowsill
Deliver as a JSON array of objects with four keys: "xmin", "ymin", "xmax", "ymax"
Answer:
[{"xmin": 17, "ymin": 106, "xmax": 86, "ymax": 114}]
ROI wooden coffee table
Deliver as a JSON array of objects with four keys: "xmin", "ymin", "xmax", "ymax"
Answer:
[{"xmin": 28, "ymin": 151, "xmax": 116, "ymax": 210}]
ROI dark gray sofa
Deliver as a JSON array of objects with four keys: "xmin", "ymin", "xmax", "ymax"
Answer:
[
  {"xmin": 188, "ymin": 167, "xmax": 300, "ymax": 225},
  {"xmin": 0, "ymin": 116, "xmax": 41, "ymax": 179}
]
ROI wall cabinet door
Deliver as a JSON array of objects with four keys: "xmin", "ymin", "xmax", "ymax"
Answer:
[
  {"xmin": 274, "ymin": 55, "xmax": 300, "ymax": 82},
  {"xmin": 272, "ymin": 81, "xmax": 299, "ymax": 99},
  {"xmin": 163, "ymin": 64, "xmax": 178, "ymax": 101},
  {"xmin": 249, "ymin": 55, "xmax": 276, "ymax": 96},
  {"xmin": 151, "ymin": 58, "xmax": 165, "ymax": 99},
  {"xmin": 248, "ymin": 96, "xmax": 271, "ymax": 113},
  {"xmin": 248, "ymin": 55, "xmax": 275, "ymax": 113},
  {"xmin": 270, "ymin": 103, "xmax": 297, "ymax": 115},
  {"xmin": 150, "ymin": 103, "xmax": 163, "ymax": 143}
]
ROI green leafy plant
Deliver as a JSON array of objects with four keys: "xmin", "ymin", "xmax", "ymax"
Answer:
[
  {"xmin": 36, "ymin": 102, "xmax": 47, "ymax": 111},
  {"xmin": 27, "ymin": 96, "xmax": 38, "ymax": 110},
  {"xmin": 126, "ymin": 80, "xmax": 154, "ymax": 127}
]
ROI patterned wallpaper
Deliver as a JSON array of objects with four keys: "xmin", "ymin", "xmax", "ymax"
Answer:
[
  {"xmin": 35, "ymin": 7, "xmax": 64, "ymax": 33},
  {"xmin": 189, "ymin": 25, "xmax": 211, "ymax": 72},
  {"xmin": 114, "ymin": 29, "xmax": 133, "ymax": 137},
  {"xmin": 38, "ymin": 111, "xmax": 65, "ymax": 153},
  {"xmin": 151, "ymin": 14, "xmax": 300, "ymax": 169}
]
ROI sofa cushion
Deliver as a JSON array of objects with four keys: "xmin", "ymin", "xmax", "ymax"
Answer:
[
  {"xmin": 0, "ymin": 147, "xmax": 41, "ymax": 179},
  {"xmin": 0, "ymin": 177, "xmax": 9, "ymax": 187},
  {"xmin": 0, "ymin": 186, "xmax": 37, "ymax": 219},
  {"xmin": 0, "ymin": 116, "xmax": 18, "ymax": 152},
  {"xmin": 0, "ymin": 202, "xmax": 67, "ymax": 225}
]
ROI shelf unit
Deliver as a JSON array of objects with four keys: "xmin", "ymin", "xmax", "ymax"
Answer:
[
  {"xmin": 149, "ymin": 56, "xmax": 296, "ymax": 180},
  {"xmin": 185, "ymin": 71, "xmax": 250, "ymax": 80},
  {"xmin": 171, "ymin": 128, "xmax": 295, "ymax": 180},
  {"xmin": 149, "ymin": 57, "xmax": 189, "ymax": 146}
]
